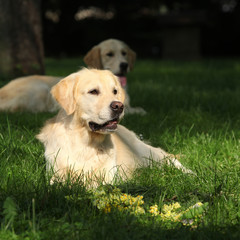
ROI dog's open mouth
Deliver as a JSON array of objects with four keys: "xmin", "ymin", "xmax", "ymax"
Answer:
[{"xmin": 89, "ymin": 118, "xmax": 119, "ymax": 132}]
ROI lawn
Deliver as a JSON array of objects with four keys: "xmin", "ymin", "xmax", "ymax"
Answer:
[{"xmin": 1, "ymin": 58, "xmax": 240, "ymax": 239}]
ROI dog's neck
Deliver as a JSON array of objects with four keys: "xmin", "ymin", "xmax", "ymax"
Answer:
[
  {"xmin": 58, "ymin": 110, "xmax": 112, "ymax": 147},
  {"xmin": 88, "ymin": 131, "xmax": 110, "ymax": 146}
]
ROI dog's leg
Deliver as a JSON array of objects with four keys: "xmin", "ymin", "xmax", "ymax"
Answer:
[{"xmin": 116, "ymin": 125, "xmax": 193, "ymax": 174}]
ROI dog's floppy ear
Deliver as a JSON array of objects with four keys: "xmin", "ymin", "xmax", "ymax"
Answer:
[
  {"xmin": 84, "ymin": 46, "xmax": 103, "ymax": 69},
  {"xmin": 127, "ymin": 48, "xmax": 136, "ymax": 71},
  {"xmin": 51, "ymin": 73, "xmax": 77, "ymax": 115}
]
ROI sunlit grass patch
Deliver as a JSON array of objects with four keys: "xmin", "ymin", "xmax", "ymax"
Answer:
[{"xmin": 66, "ymin": 186, "xmax": 208, "ymax": 229}]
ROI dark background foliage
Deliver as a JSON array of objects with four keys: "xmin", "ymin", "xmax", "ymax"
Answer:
[{"xmin": 42, "ymin": 0, "xmax": 240, "ymax": 58}]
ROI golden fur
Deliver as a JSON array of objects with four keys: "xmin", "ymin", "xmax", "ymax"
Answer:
[
  {"xmin": 84, "ymin": 39, "xmax": 136, "ymax": 74},
  {"xmin": 37, "ymin": 68, "xmax": 192, "ymax": 184},
  {"xmin": 0, "ymin": 75, "xmax": 60, "ymax": 112},
  {"xmin": 0, "ymin": 39, "xmax": 145, "ymax": 114}
]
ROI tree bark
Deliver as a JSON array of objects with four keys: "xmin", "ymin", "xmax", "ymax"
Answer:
[{"xmin": 0, "ymin": 0, "xmax": 44, "ymax": 79}]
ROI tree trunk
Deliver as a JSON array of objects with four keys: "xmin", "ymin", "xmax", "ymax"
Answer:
[{"xmin": 0, "ymin": 0, "xmax": 44, "ymax": 79}]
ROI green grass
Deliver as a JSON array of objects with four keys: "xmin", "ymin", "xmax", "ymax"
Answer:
[{"xmin": 1, "ymin": 58, "xmax": 240, "ymax": 239}]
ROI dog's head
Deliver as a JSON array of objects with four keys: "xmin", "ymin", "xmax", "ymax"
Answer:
[
  {"xmin": 51, "ymin": 68, "xmax": 125, "ymax": 133},
  {"xmin": 84, "ymin": 39, "xmax": 136, "ymax": 87}
]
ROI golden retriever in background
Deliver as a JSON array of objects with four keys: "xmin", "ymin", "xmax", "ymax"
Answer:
[
  {"xmin": 37, "ymin": 68, "xmax": 192, "ymax": 184},
  {"xmin": 0, "ymin": 75, "xmax": 61, "ymax": 112},
  {"xmin": 84, "ymin": 39, "xmax": 146, "ymax": 115},
  {"xmin": 0, "ymin": 39, "xmax": 145, "ymax": 114}
]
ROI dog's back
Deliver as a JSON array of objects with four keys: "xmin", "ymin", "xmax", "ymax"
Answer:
[{"xmin": 0, "ymin": 75, "xmax": 61, "ymax": 112}]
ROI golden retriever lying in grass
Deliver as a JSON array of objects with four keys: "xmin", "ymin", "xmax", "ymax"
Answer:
[
  {"xmin": 0, "ymin": 75, "xmax": 61, "ymax": 112},
  {"xmin": 0, "ymin": 39, "xmax": 145, "ymax": 114},
  {"xmin": 37, "ymin": 68, "xmax": 192, "ymax": 184}
]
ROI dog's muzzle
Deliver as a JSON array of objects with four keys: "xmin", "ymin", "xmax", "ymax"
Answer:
[{"xmin": 89, "ymin": 101, "xmax": 124, "ymax": 133}]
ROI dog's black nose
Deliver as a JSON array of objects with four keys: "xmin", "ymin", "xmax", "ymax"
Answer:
[
  {"xmin": 120, "ymin": 62, "xmax": 128, "ymax": 72},
  {"xmin": 110, "ymin": 101, "xmax": 124, "ymax": 114}
]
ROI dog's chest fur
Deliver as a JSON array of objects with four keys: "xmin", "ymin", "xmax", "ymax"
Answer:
[{"xmin": 38, "ymin": 120, "xmax": 118, "ymax": 180}]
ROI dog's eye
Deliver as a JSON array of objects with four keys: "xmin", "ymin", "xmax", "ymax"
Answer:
[
  {"xmin": 88, "ymin": 89, "xmax": 99, "ymax": 95},
  {"xmin": 107, "ymin": 52, "xmax": 114, "ymax": 57},
  {"xmin": 122, "ymin": 51, "xmax": 127, "ymax": 56},
  {"xmin": 113, "ymin": 89, "xmax": 117, "ymax": 95}
]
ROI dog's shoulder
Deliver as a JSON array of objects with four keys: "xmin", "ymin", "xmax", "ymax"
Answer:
[{"xmin": 36, "ymin": 115, "xmax": 59, "ymax": 142}]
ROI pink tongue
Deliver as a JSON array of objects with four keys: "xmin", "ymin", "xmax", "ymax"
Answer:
[
  {"xmin": 108, "ymin": 120, "xmax": 117, "ymax": 126},
  {"xmin": 118, "ymin": 76, "xmax": 127, "ymax": 87},
  {"xmin": 106, "ymin": 120, "xmax": 118, "ymax": 129}
]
